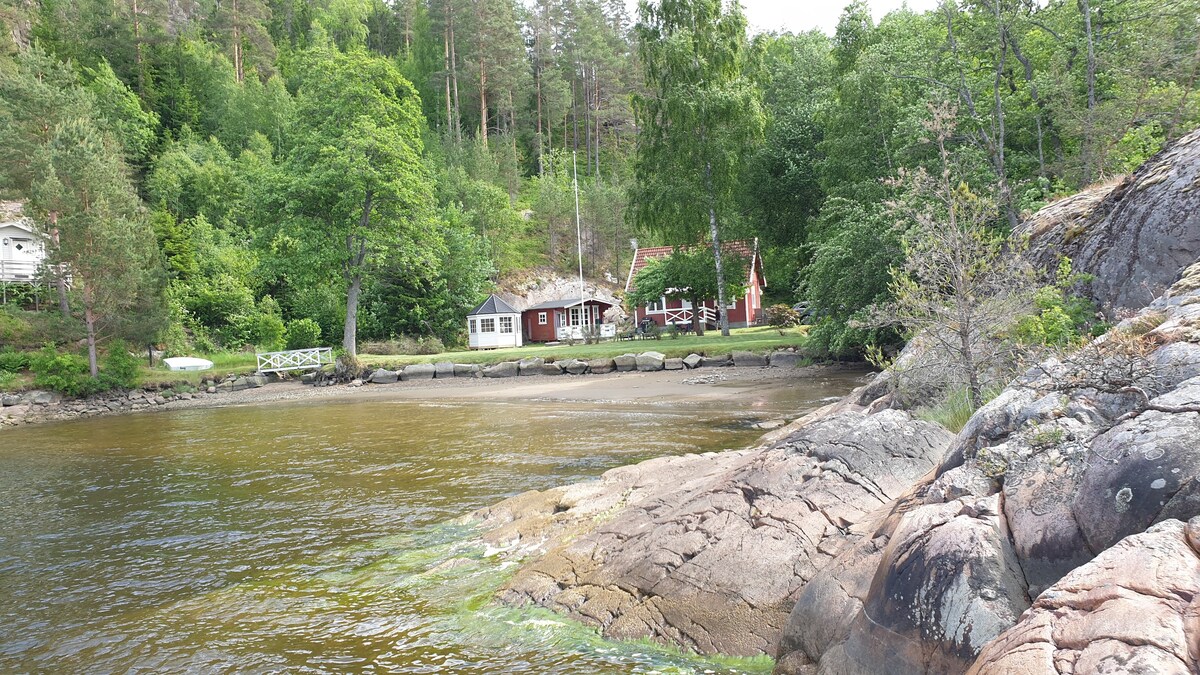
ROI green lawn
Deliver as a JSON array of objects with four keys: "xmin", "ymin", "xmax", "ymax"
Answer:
[
  {"xmin": 128, "ymin": 326, "xmax": 809, "ymax": 387},
  {"xmin": 359, "ymin": 326, "xmax": 810, "ymax": 368}
]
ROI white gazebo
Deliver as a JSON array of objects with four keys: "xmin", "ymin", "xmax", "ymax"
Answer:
[
  {"xmin": 0, "ymin": 202, "xmax": 45, "ymax": 283},
  {"xmin": 467, "ymin": 294, "xmax": 523, "ymax": 349}
]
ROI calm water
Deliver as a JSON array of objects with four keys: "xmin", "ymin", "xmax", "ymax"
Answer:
[{"xmin": 0, "ymin": 374, "xmax": 859, "ymax": 674}]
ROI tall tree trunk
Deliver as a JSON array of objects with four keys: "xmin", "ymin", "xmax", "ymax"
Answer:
[
  {"xmin": 49, "ymin": 215, "xmax": 69, "ymax": 318},
  {"xmin": 992, "ymin": 1, "xmax": 1016, "ymax": 228},
  {"xmin": 703, "ymin": 159, "xmax": 730, "ymax": 336},
  {"xmin": 691, "ymin": 293, "xmax": 704, "ymax": 335},
  {"xmin": 583, "ymin": 65, "xmax": 592, "ymax": 172},
  {"xmin": 449, "ymin": 8, "xmax": 462, "ymax": 143},
  {"xmin": 571, "ymin": 75, "xmax": 578, "ymax": 152},
  {"xmin": 1080, "ymin": 0, "xmax": 1097, "ymax": 184},
  {"xmin": 132, "ymin": 0, "xmax": 144, "ymax": 96},
  {"xmin": 232, "ymin": 0, "xmax": 243, "ymax": 83},
  {"xmin": 535, "ymin": 50, "xmax": 544, "ymax": 174},
  {"xmin": 1009, "ymin": 33, "xmax": 1047, "ymax": 176},
  {"xmin": 444, "ymin": 26, "xmax": 453, "ymax": 134},
  {"xmin": 83, "ymin": 287, "xmax": 98, "ymax": 378},
  {"xmin": 343, "ymin": 272, "xmax": 361, "ymax": 356},
  {"xmin": 479, "ymin": 60, "xmax": 488, "ymax": 143},
  {"xmin": 594, "ymin": 66, "xmax": 601, "ymax": 177}
]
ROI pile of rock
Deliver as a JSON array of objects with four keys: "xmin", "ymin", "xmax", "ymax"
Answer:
[
  {"xmin": 342, "ymin": 348, "xmax": 806, "ymax": 386},
  {"xmin": 0, "ymin": 384, "xmax": 216, "ymax": 427}
]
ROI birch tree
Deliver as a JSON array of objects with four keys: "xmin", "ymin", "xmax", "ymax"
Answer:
[{"xmin": 630, "ymin": 0, "xmax": 763, "ymax": 336}]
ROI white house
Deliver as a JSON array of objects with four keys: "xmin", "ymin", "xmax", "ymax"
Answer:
[
  {"xmin": 0, "ymin": 202, "xmax": 46, "ymax": 283},
  {"xmin": 467, "ymin": 294, "xmax": 523, "ymax": 349}
]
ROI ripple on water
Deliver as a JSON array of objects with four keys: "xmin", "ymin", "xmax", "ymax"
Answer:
[{"xmin": 0, "ymin": 383, "xmax": 863, "ymax": 673}]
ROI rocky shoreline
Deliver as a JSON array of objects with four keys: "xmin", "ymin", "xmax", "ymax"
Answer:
[
  {"xmin": 454, "ymin": 268, "xmax": 1200, "ymax": 673},
  {"xmin": 453, "ymin": 131, "xmax": 1200, "ymax": 674},
  {"xmin": 0, "ymin": 348, "xmax": 812, "ymax": 429}
]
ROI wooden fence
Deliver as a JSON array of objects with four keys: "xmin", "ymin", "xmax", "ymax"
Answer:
[{"xmin": 255, "ymin": 347, "xmax": 334, "ymax": 373}]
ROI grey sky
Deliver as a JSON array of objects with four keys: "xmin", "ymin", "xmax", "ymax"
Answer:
[{"xmin": 625, "ymin": 0, "xmax": 944, "ymax": 35}]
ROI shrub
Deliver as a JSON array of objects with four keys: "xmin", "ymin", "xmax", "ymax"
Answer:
[
  {"xmin": 765, "ymin": 304, "xmax": 802, "ymax": 329},
  {"xmin": 0, "ymin": 309, "xmax": 32, "ymax": 345},
  {"xmin": 99, "ymin": 340, "xmax": 141, "ymax": 389},
  {"xmin": 285, "ymin": 318, "xmax": 324, "ymax": 350},
  {"xmin": 29, "ymin": 344, "xmax": 99, "ymax": 396},
  {"xmin": 252, "ymin": 312, "xmax": 286, "ymax": 350},
  {"xmin": 0, "ymin": 348, "xmax": 30, "ymax": 373},
  {"xmin": 359, "ymin": 335, "xmax": 445, "ymax": 355}
]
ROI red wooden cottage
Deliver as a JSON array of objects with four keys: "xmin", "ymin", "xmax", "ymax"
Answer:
[
  {"xmin": 523, "ymin": 297, "xmax": 616, "ymax": 343},
  {"xmin": 624, "ymin": 239, "xmax": 766, "ymax": 330}
]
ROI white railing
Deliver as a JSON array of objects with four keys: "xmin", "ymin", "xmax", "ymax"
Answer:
[
  {"xmin": 556, "ymin": 323, "xmax": 618, "ymax": 341},
  {"xmin": 664, "ymin": 306, "xmax": 715, "ymax": 326},
  {"xmin": 256, "ymin": 347, "xmax": 333, "ymax": 373},
  {"xmin": 0, "ymin": 259, "xmax": 41, "ymax": 282}
]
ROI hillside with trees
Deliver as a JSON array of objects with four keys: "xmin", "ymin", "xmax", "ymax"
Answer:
[{"xmin": 2, "ymin": 0, "xmax": 1199, "ymax": 376}]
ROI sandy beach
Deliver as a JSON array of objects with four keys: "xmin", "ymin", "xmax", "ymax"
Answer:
[{"xmin": 175, "ymin": 363, "xmax": 867, "ymax": 408}]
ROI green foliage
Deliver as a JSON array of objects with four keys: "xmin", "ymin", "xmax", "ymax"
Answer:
[
  {"xmin": 285, "ymin": 318, "xmax": 324, "ymax": 350},
  {"xmin": 0, "ymin": 348, "xmax": 30, "ymax": 373},
  {"xmin": 360, "ymin": 335, "xmax": 445, "ymax": 355},
  {"xmin": 1014, "ymin": 258, "xmax": 1102, "ymax": 347},
  {"xmin": 802, "ymin": 198, "xmax": 902, "ymax": 357},
  {"xmin": 29, "ymin": 344, "xmax": 97, "ymax": 396},
  {"xmin": 915, "ymin": 387, "xmax": 979, "ymax": 434},
  {"xmin": 99, "ymin": 340, "xmax": 142, "ymax": 389},
  {"xmin": 1111, "ymin": 122, "xmax": 1167, "ymax": 175},
  {"xmin": 627, "ymin": 247, "xmax": 748, "ymax": 333},
  {"xmin": 0, "ymin": 309, "xmax": 32, "ymax": 345},
  {"xmin": 765, "ymin": 304, "xmax": 802, "ymax": 329}
]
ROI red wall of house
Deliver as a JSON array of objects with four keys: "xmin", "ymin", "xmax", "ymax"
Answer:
[
  {"xmin": 633, "ymin": 273, "xmax": 763, "ymax": 328},
  {"xmin": 522, "ymin": 302, "xmax": 611, "ymax": 342},
  {"xmin": 524, "ymin": 309, "xmax": 561, "ymax": 342}
]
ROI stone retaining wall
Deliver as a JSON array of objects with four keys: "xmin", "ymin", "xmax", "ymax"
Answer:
[{"xmin": 1, "ymin": 349, "xmax": 809, "ymax": 428}]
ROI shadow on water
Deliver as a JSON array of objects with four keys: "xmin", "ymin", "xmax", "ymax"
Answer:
[{"xmin": 0, "ymin": 378, "xmax": 859, "ymax": 672}]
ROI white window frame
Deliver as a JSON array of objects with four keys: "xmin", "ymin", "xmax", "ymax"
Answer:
[
  {"xmin": 469, "ymin": 319, "xmax": 477, "ymax": 334},
  {"xmin": 538, "ymin": 311, "xmax": 547, "ymax": 325},
  {"xmin": 499, "ymin": 316, "xmax": 513, "ymax": 334},
  {"xmin": 480, "ymin": 317, "xmax": 496, "ymax": 333}
]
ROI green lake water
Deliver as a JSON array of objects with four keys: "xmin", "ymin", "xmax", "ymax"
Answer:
[{"xmin": 0, "ymin": 373, "xmax": 861, "ymax": 673}]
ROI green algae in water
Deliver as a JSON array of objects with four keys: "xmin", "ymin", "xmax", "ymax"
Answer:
[{"xmin": 366, "ymin": 522, "xmax": 778, "ymax": 674}]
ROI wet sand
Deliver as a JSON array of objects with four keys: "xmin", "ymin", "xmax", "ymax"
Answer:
[{"xmin": 165, "ymin": 364, "xmax": 869, "ymax": 410}]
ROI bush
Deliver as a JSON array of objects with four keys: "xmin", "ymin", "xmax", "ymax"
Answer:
[
  {"xmin": 765, "ymin": 304, "xmax": 802, "ymax": 329},
  {"xmin": 0, "ymin": 309, "xmax": 32, "ymax": 345},
  {"xmin": 252, "ymin": 312, "xmax": 286, "ymax": 351},
  {"xmin": 29, "ymin": 344, "xmax": 99, "ymax": 396},
  {"xmin": 0, "ymin": 348, "xmax": 30, "ymax": 373},
  {"xmin": 359, "ymin": 335, "xmax": 445, "ymax": 355},
  {"xmin": 99, "ymin": 340, "xmax": 141, "ymax": 389},
  {"xmin": 285, "ymin": 318, "xmax": 323, "ymax": 350}
]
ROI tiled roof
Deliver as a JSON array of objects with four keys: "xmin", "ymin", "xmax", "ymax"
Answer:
[
  {"xmin": 525, "ymin": 297, "xmax": 615, "ymax": 311},
  {"xmin": 467, "ymin": 294, "xmax": 520, "ymax": 316},
  {"xmin": 625, "ymin": 239, "xmax": 763, "ymax": 291}
]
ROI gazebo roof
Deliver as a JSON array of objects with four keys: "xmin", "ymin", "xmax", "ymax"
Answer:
[{"xmin": 467, "ymin": 294, "xmax": 520, "ymax": 316}]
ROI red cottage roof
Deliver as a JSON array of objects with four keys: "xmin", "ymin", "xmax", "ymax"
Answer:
[{"xmin": 624, "ymin": 239, "xmax": 765, "ymax": 292}]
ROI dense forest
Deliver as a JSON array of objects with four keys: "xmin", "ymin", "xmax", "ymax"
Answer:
[{"xmin": 2, "ymin": 0, "xmax": 1199, "ymax": 363}]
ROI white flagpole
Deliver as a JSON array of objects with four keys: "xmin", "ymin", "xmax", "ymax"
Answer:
[{"xmin": 573, "ymin": 151, "xmax": 587, "ymax": 333}]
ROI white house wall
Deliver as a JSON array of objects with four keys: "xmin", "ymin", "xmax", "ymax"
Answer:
[{"xmin": 467, "ymin": 312, "xmax": 523, "ymax": 349}]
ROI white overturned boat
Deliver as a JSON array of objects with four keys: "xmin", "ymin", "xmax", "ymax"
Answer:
[{"xmin": 163, "ymin": 357, "xmax": 214, "ymax": 372}]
